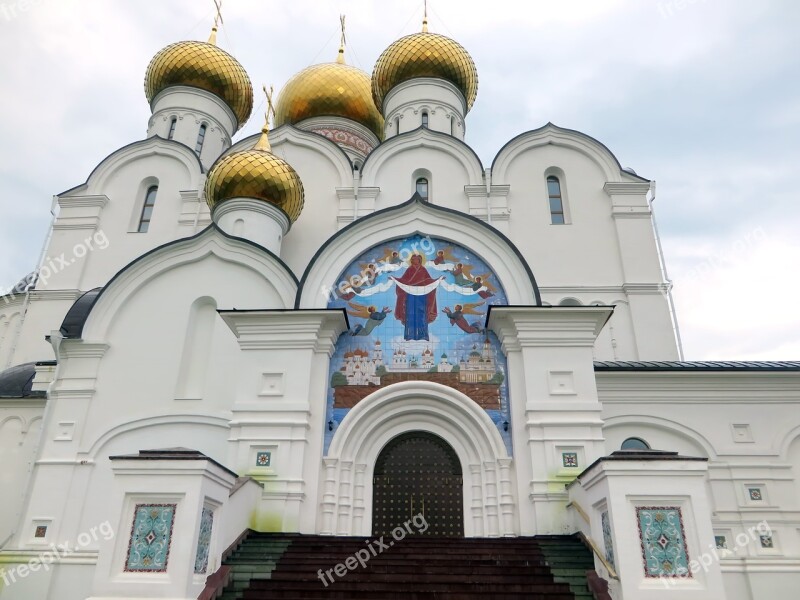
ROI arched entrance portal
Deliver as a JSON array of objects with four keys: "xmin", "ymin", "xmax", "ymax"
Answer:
[{"xmin": 372, "ymin": 431, "xmax": 464, "ymax": 537}]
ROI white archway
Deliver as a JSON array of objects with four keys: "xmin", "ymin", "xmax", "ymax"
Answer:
[{"xmin": 321, "ymin": 381, "xmax": 516, "ymax": 538}]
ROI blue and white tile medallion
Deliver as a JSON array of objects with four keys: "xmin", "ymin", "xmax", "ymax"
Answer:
[
  {"xmin": 601, "ymin": 510, "xmax": 616, "ymax": 569},
  {"xmin": 636, "ymin": 506, "xmax": 690, "ymax": 578},
  {"xmin": 125, "ymin": 504, "xmax": 177, "ymax": 572},
  {"xmin": 194, "ymin": 507, "xmax": 214, "ymax": 574}
]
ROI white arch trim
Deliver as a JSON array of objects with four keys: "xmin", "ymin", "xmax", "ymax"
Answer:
[
  {"xmin": 321, "ymin": 381, "xmax": 515, "ymax": 538},
  {"xmin": 492, "ymin": 123, "xmax": 647, "ymax": 184},
  {"xmin": 602, "ymin": 414, "xmax": 716, "ymax": 459},
  {"xmin": 80, "ymin": 414, "xmax": 230, "ymax": 458},
  {"xmin": 297, "ymin": 199, "xmax": 538, "ymax": 307},
  {"xmin": 228, "ymin": 125, "xmax": 353, "ymax": 187},
  {"xmin": 360, "ymin": 128, "xmax": 484, "ymax": 187},
  {"xmin": 67, "ymin": 136, "xmax": 204, "ymax": 197},
  {"xmin": 82, "ymin": 228, "xmax": 298, "ymax": 340}
]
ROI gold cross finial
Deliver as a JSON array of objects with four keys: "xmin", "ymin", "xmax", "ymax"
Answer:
[
  {"xmin": 255, "ymin": 84, "xmax": 274, "ymax": 152},
  {"xmin": 208, "ymin": 0, "xmax": 223, "ymax": 44},
  {"xmin": 422, "ymin": 0, "xmax": 429, "ymax": 32},
  {"xmin": 337, "ymin": 14, "xmax": 346, "ymax": 64}
]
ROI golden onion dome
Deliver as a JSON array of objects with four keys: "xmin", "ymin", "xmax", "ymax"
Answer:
[
  {"xmin": 205, "ymin": 126, "xmax": 304, "ymax": 223},
  {"xmin": 274, "ymin": 61, "xmax": 384, "ymax": 140},
  {"xmin": 144, "ymin": 30, "xmax": 253, "ymax": 130},
  {"xmin": 371, "ymin": 24, "xmax": 478, "ymax": 113}
]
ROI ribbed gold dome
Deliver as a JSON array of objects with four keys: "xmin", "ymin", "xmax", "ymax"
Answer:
[
  {"xmin": 145, "ymin": 40, "xmax": 253, "ymax": 130},
  {"xmin": 372, "ymin": 31, "xmax": 478, "ymax": 113},
  {"xmin": 205, "ymin": 140, "xmax": 305, "ymax": 223},
  {"xmin": 274, "ymin": 62, "xmax": 384, "ymax": 140}
]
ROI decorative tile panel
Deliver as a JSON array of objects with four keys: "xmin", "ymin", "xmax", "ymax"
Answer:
[
  {"xmin": 194, "ymin": 507, "xmax": 214, "ymax": 574},
  {"xmin": 601, "ymin": 510, "xmax": 615, "ymax": 569},
  {"xmin": 34, "ymin": 526, "xmax": 47, "ymax": 538},
  {"xmin": 636, "ymin": 507, "xmax": 690, "ymax": 578},
  {"xmin": 125, "ymin": 504, "xmax": 176, "ymax": 572},
  {"xmin": 760, "ymin": 534, "xmax": 773, "ymax": 549},
  {"xmin": 325, "ymin": 235, "xmax": 512, "ymax": 454},
  {"xmin": 714, "ymin": 535, "xmax": 727, "ymax": 550},
  {"xmin": 748, "ymin": 487, "xmax": 763, "ymax": 501},
  {"xmin": 562, "ymin": 452, "xmax": 578, "ymax": 468},
  {"xmin": 256, "ymin": 451, "xmax": 271, "ymax": 467}
]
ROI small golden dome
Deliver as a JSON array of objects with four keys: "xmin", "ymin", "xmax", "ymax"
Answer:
[
  {"xmin": 274, "ymin": 62, "xmax": 384, "ymax": 140},
  {"xmin": 145, "ymin": 39, "xmax": 253, "ymax": 130},
  {"xmin": 205, "ymin": 130, "xmax": 305, "ymax": 223},
  {"xmin": 372, "ymin": 31, "xmax": 478, "ymax": 113}
]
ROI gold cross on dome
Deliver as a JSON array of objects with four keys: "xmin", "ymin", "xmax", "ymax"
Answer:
[
  {"xmin": 213, "ymin": 0, "xmax": 224, "ymax": 28},
  {"xmin": 263, "ymin": 84, "xmax": 275, "ymax": 128},
  {"xmin": 340, "ymin": 14, "xmax": 347, "ymax": 49}
]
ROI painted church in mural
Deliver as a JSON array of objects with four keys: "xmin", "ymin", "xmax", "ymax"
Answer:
[{"xmin": 0, "ymin": 7, "xmax": 799, "ymax": 600}]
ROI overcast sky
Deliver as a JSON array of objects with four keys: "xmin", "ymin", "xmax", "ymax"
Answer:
[{"xmin": 0, "ymin": 0, "xmax": 798, "ymax": 360}]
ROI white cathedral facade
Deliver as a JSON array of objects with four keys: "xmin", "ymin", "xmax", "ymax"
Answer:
[{"xmin": 0, "ymin": 12, "xmax": 798, "ymax": 600}]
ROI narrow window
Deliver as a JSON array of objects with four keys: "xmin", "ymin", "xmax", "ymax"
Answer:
[
  {"xmin": 395, "ymin": 117, "xmax": 400, "ymax": 134},
  {"xmin": 416, "ymin": 178, "xmax": 429, "ymax": 200},
  {"xmin": 195, "ymin": 124, "xmax": 207, "ymax": 156},
  {"xmin": 167, "ymin": 117, "xmax": 177, "ymax": 140},
  {"xmin": 450, "ymin": 117, "xmax": 455, "ymax": 136},
  {"xmin": 621, "ymin": 437, "xmax": 650, "ymax": 451},
  {"xmin": 547, "ymin": 175, "xmax": 565, "ymax": 224},
  {"xmin": 137, "ymin": 186, "xmax": 158, "ymax": 233},
  {"xmin": 421, "ymin": 111, "xmax": 429, "ymax": 128}
]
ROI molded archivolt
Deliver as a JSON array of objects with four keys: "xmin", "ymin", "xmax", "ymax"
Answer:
[
  {"xmin": 226, "ymin": 124, "xmax": 354, "ymax": 188},
  {"xmin": 321, "ymin": 381, "xmax": 514, "ymax": 537},
  {"xmin": 602, "ymin": 415, "xmax": 715, "ymax": 458},
  {"xmin": 59, "ymin": 136, "xmax": 205, "ymax": 197},
  {"xmin": 297, "ymin": 198, "xmax": 540, "ymax": 309},
  {"xmin": 491, "ymin": 123, "xmax": 650, "ymax": 185},
  {"xmin": 359, "ymin": 127, "xmax": 484, "ymax": 188},
  {"xmin": 79, "ymin": 227, "xmax": 298, "ymax": 341}
]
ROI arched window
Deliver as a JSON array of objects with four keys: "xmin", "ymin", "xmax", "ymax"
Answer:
[
  {"xmin": 547, "ymin": 176, "xmax": 565, "ymax": 224},
  {"xmin": 195, "ymin": 124, "xmax": 207, "ymax": 156},
  {"xmin": 137, "ymin": 186, "xmax": 158, "ymax": 233},
  {"xmin": 621, "ymin": 437, "xmax": 651, "ymax": 451},
  {"xmin": 559, "ymin": 298, "xmax": 582, "ymax": 306},
  {"xmin": 421, "ymin": 111, "xmax": 429, "ymax": 128},
  {"xmin": 167, "ymin": 117, "xmax": 177, "ymax": 140},
  {"xmin": 395, "ymin": 117, "xmax": 400, "ymax": 135},
  {"xmin": 416, "ymin": 177, "xmax": 429, "ymax": 200}
]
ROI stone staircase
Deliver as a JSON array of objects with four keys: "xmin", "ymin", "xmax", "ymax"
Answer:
[{"xmin": 217, "ymin": 532, "xmax": 599, "ymax": 599}]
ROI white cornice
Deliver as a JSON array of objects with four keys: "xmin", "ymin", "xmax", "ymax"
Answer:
[
  {"xmin": 488, "ymin": 306, "xmax": 614, "ymax": 351},
  {"xmin": 220, "ymin": 310, "xmax": 348, "ymax": 354}
]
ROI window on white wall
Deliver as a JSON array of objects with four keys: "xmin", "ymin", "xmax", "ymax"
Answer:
[
  {"xmin": 547, "ymin": 175, "xmax": 565, "ymax": 224},
  {"xmin": 621, "ymin": 437, "xmax": 651, "ymax": 450},
  {"xmin": 137, "ymin": 186, "xmax": 158, "ymax": 233},
  {"xmin": 195, "ymin": 124, "xmax": 207, "ymax": 156},
  {"xmin": 168, "ymin": 117, "xmax": 177, "ymax": 140},
  {"xmin": 416, "ymin": 177, "xmax": 429, "ymax": 200},
  {"xmin": 421, "ymin": 111, "xmax": 429, "ymax": 128}
]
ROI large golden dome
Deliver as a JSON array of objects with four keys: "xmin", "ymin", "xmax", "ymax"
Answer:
[
  {"xmin": 205, "ymin": 130, "xmax": 304, "ymax": 223},
  {"xmin": 274, "ymin": 61, "xmax": 384, "ymax": 140},
  {"xmin": 145, "ymin": 39, "xmax": 253, "ymax": 130},
  {"xmin": 372, "ymin": 31, "xmax": 478, "ymax": 113}
]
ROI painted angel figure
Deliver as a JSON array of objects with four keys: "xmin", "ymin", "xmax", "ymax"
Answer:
[
  {"xmin": 380, "ymin": 248, "xmax": 403, "ymax": 265},
  {"xmin": 450, "ymin": 262, "xmax": 475, "ymax": 286},
  {"xmin": 471, "ymin": 274, "xmax": 497, "ymax": 299},
  {"xmin": 433, "ymin": 247, "xmax": 457, "ymax": 264},
  {"xmin": 443, "ymin": 302, "xmax": 485, "ymax": 334},
  {"xmin": 337, "ymin": 267, "xmax": 379, "ymax": 300},
  {"xmin": 348, "ymin": 302, "xmax": 392, "ymax": 336}
]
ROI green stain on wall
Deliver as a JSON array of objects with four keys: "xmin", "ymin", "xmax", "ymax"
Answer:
[{"xmin": 249, "ymin": 509, "xmax": 283, "ymax": 532}]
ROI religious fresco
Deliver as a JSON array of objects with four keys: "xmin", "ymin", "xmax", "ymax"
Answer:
[{"xmin": 324, "ymin": 234, "xmax": 512, "ymax": 454}]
